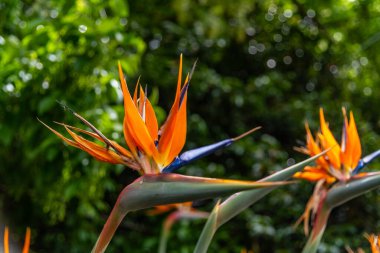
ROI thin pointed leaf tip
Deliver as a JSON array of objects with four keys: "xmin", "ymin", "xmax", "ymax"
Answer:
[{"xmin": 41, "ymin": 56, "xmax": 261, "ymax": 175}]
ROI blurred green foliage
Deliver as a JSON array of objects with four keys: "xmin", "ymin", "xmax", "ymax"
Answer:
[{"xmin": 1, "ymin": 0, "xmax": 379, "ymax": 252}]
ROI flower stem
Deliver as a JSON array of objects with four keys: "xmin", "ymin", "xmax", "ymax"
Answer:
[{"xmin": 302, "ymin": 207, "xmax": 331, "ymax": 253}]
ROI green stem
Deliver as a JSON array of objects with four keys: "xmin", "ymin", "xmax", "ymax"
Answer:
[
  {"xmin": 158, "ymin": 214, "xmax": 176, "ymax": 253},
  {"xmin": 193, "ymin": 201, "xmax": 220, "ymax": 253},
  {"xmin": 91, "ymin": 201, "xmax": 128, "ymax": 253},
  {"xmin": 158, "ymin": 225, "xmax": 170, "ymax": 253},
  {"xmin": 302, "ymin": 206, "xmax": 331, "ymax": 253}
]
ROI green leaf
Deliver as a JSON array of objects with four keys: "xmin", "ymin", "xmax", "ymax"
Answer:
[
  {"xmin": 193, "ymin": 200, "xmax": 220, "ymax": 253},
  {"xmin": 194, "ymin": 151, "xmax": 328, "ymax": 253}
]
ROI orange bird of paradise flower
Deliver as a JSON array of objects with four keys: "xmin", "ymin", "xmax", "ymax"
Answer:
[
  {"xmin": 3, "ymin": 227, "xmax": 31, "ymax": 253},
  {"xmin": 295, "ymin": 108, "xmax": 366, "ymax": 184},
  {"xmin": 366, "ymin": 234, "xmax": 380, "ymax": 253},
  {"xmin": 294, "ymin": 108, "xmax": 380, "ymax": 234},
  {"xmin": 346, "ymin": 233, "xmax": 380, "ymax": 253},
  {"xmin": 40, "ymin": 55, "xmax": 259, "ymax": 175}
]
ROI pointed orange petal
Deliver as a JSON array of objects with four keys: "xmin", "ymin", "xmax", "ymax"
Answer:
[
  {"xmin": 123, "ymin": 118, "xmax": 138, "ymax": 157},
  {"xmin": 22, "ymin": 227, "xmax": 31, "ymax": 253},
  {"xmin": 55, "ymin": 122, "xmax": 104, "ymax": 142},
  {"xmin": 4, "ymin": 227, "xmax": 9, "ymax": 253},
  {"xmin": 305, "ymin": 122, "xmax": 320, "ymax": 155},
  {"xmin": 138, "ymin": 85, "xmax": 158, "ymax": 142},
  {"xmin": 176, "ymin": 54, "xmax": 183, "ymax": 98},
  {"xmin": 39, "ymin": 120, "xmax": 80, "ymax": 148},
  {"xmin": 305, "ymin": 122, "xmax": 328, "ymax": 169},
  {"xmin": 54, "ymin": 123, "xmax": 133, "ymax": 159},
  {"xmin": 158, "ymin": 65, "xmax": 185, "ymax": 161},
  {"xmin": 158, "ymin": 79, "xmax": 189, "ymax": 165},
  {"xmin": 109, "ymin": 140, "xmax": 133, "ymax": 158},
  {"xmin": 133, "ymin": 78, "xmax": 140, "ymax": 106},
  {"xmin": 65, "ymin": 126, "xmax": 123, "ymax": 164},
  {"xmin": 118, "ymin": 63, "xmax": 156, "ymax": 156},
  {"xmin": 138, "ymin": 87, "xmax": 158, "ymax": 141},
  {"xmin": 319, "ymin": 108, "xmax": 341, "ymax": 169},
  {"xmin": 294, "ymin": 166, "xmax": 336, "ymax": 183},
  {"xmin": 158, "ymin": 59, "xmax": 184, "ymax": 138},
  {"xmin": 138, "ymin": 85, "xmax": 145, "ymax": 116},
  {"xmin": 348, "ymin": 111, "xmax": 361, "ymax": 169},
  {"xmin": 340, "ymin": 108, "xmax": 352, "ymax": 169},
  {"xmin": 165, "ymin": 91, "xmax": 187, "ymax": 167}
]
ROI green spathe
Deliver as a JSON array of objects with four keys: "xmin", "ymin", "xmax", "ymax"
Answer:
[{"xmin": 92, "ymin": 173, "xmax": 290, "ymax": 253}]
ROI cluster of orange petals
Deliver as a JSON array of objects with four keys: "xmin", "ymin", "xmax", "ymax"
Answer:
[
  {"xmin": 3, "ymin": 227, "xmax": 30, "ymax": 253},
  {"xmin": 367, "ymin": 234, "xmax": 380, "ymax": 253},
  {"xmin": 42, "ymin": 55, "xmax": 189, "ymax": 174},
  {"xmin": 347, "ymin": 234, "xmax": 380, "ymax": 253},
  {"xmin": 294, "ymin": 108, "xmax": 362, "ymax": 184},
  {"xmin": 119, "ymin": 55, "xmax": 189, "ymax": 173}
]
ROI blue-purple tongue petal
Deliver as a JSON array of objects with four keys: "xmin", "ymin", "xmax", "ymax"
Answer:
[
  {"xmin": 163, "ymin": 139, "xmax": 232, "ymax": 173},
  {"xmin": 162, "ymin": 127, "xmax": 261, "ymax": 173},
  {"xmin": 352, "ymin": 149, "xmax": 380, "ymax": 174}
]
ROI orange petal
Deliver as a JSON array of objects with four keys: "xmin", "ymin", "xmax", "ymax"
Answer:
[
  {"xmin": 305, "ymin": 122, "xmax": 328, "ymax": 169},
  {"xmin": 118, "ymin": 63, "xmax": 157, "ymax": 157},
  {"xmin": 133, "ymin": 78, "xmax": 140, "ymax": 106},
  {"xmin": 348, "ymin": 111, "xmax": 361, "ymax": 169},
  {"xmin": 158, "ymin": 59, "xmax": 185, "ymax": 161},
  {"xmin": 57, "ymin": 123, "xmax": 129, "ymax": 154},
  {"xmin": 175, "ymin": 54, "xmax": 183, "ymax": 99},
  {"xmin": 294, "ymin": 166, "xmax": 336, "ymax": 183},
  {"xmin": 164, "ymin": 90, "xmax": 187, "ymax": 167},
  {"xmin": 139, "ymin": 86, "xmax": 158, "ymax": 141},
  {"xmin": 39, "ymin": 120, "xmax": 80, "ymax": 148},
  {"xmin": 54, "ymin": 123, "xmax": 133, "ymax": 159},
  {"xmin": 4, "ymin": 227, "xmax": 9, "ymax": 253},
  {"xmin": 138, "ymin": 85, "xmax": 145, "ymax": 116},
  {"xmin": 365, "ymin": 234, "xmax": 380, "ymax": 252},
  {"xmin": 340, "ymin": 108, "xmax": 351, "ymax": 169},
  {"xmin": 123, "ymin": 118, "xmax": 138, "ymax": 157},
  {"xmin": 319, "ymin": 108, "xmax": 341, "ymax": 169},
  {"xmin": 158, "ymin": 56, "xmax": 183, "ymax": 136},
  {"xmin": 65, "ymin": 126, "xmax": 124, "ymax": 164},
  {"xmin": 340, "ymin": 110, "xmax": 362, "ymax": 172},
  {"xmin": 147, "ymin": 204, "xmax": 179, "ymax": 215},
  {"xmin": 22, "ymin": 227, "xmax": 31, "ymax": 253}
]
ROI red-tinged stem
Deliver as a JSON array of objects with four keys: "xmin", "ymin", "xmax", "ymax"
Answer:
[
  {"xmin": 159, "ymin": 212, "xmax": 179, "ymax": 253},
  {"xmin": 302, "ymin": 206, "xmax": 331, "ymax": 253},
  {"xmin": 91, "ymin": 201, "xmax": 128, "ymax": 253}
]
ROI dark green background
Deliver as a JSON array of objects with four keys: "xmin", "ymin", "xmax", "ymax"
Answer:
[{"xmin": 1, "ymin": 0, "xmax": 379, "ymax": 252}]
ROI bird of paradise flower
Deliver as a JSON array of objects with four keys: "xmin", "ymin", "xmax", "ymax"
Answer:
[
  {"xmin": 40, "ymin": 55, "xmax": 289, "ymax": 253},
  {"xmin": 3, "ymin": 227, "xmax": 30, "ymax": 253},
  {"xmin": 346, "ymin": 233, "xmax": 380, "ymax": 253},
  {"xmin": 366, "ymin": 234, "xmax": 380, "ymax": 253},
  {"xmin": 39, "ymin": 55, "xmax": 258, "ymax": 175},
  {"xmin": 294, "ymin": 108, "xmax": 380, "ymax": 253}
]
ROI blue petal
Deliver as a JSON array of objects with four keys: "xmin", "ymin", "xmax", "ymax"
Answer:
[
  {"xmin": 162, "ymin": 139, "xmax": 232, "ymax": 173},
  {"xmin": 162, "ymin": 127, "xmax": 261, "ymax": 173},
  {"xmin": 352, "ymin": 149, "xmax": 380, "ymax": 174}
]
